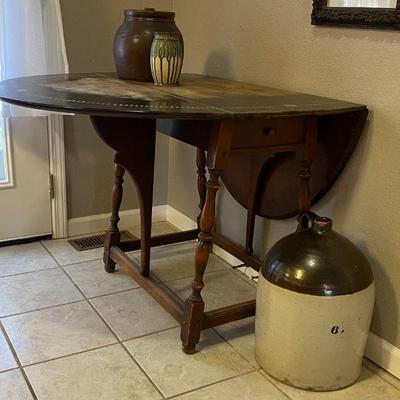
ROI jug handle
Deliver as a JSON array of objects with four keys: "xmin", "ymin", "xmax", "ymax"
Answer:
[{"xmin": 297, "ymin": 211, "xmax": 318, "ymax": 231}]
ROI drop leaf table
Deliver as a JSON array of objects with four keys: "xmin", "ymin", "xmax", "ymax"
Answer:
[{"xmin": 0, "ymin": 73, "xmax": 367, "ymax": 353}]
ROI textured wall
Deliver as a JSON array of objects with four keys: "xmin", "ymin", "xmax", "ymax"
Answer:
[
  {"xmin": 60, "ymin": 0, "xmax": 173, "ymax": 218},
  {"xmin": 171, "ymin": 0, "xmax": 400, "ymax": 347}
]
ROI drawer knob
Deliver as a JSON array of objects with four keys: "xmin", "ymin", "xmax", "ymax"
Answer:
[{"xmin": 263, "ymin": 127, "xmax": 276, "ymax": 137}]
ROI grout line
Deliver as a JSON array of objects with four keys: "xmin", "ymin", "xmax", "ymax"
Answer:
[
  {"xmin": 0, "ymin": 366, "xmax": 19, "ymax": 374},
  {"xmin": 0, "ymin": 321, "xmax": 39, "ymax": 400},
  {"xmin": 166, "ymin": 370, "xmax": 260, "ymax": 400},
  {"xmin": 211, "ymin": 326, "xmax": 258, "ymax": 369},
  {"xmin": 364, "ymin": 359, "xmax": 400, "ymax": 393},
  {"xmin": 120, "ymin": 341, "xmax": 167, "ymax": 399},
  {"xmin": 0, "ymin": 299, "xmax": 85, "ymax": 320},
  {"xmin": 0, "ymin": 266, "xmax": 60, "ymax": 280},
  {"xmin": 21, "ymin": 342, "xmax": 118, "ymax": 369},
  {"xmin": 372, "ymin": 373, "xmax": 400, "ymax": 394},
  {"xmin": 54, "ymin": 257, "xmax": 103, "ymax": 268},
  {"xmin": 86, "ymin": 286, "xmax": 143, "ymax": 300},
  {"xmin": 260, "ymin": 372, "xmax": 294, "ymax": 400},
  {"xmin": 210, "ymin": 327, "xmax": 291, "ymax": 399},
  {"xmin": 120, "ymin": 325, "xmax": 180, "ymax": 345},
  {"xmin": 60, "ymin": 261, "xmax": 166, "ymax": 398},
  {"xmin": 59, "ymin": 268, "xmax": 120, "ymax": 341},
  {"xmin": 207, "ymin": 325, "xmax": 297, "ymax": 400}
]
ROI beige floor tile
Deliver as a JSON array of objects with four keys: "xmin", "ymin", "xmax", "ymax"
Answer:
[
  {"xmin": 262, "ymin": 366, "xmax": 400, "ymax": 400},
  {"xmin": 125, "ymin": 327, "xmax": 255, "ymax": 398},
  {"xmin": 3, "ymin": 302, "xmax": 117, "ymax": 366},
  {"xmin": 215, "ymin": 317, "xmax": 259, "ymax": 369},
  {"xmin": 132, "ymin": 241, "xmax": 230, "ymax": 282},
  {"xmin": 42, "ymin": 237, "xmax": 103, "ymax": 266},
  {"xmin": 364, "ymin": 358, "xmax": 400, "ymax": 391},
  {"xmin": 25, "ymin": 345, "xmax": 161, "ymax": 400},
  {"xmin": 90, "ymin": 289, "xmax": 178, "ymax": 340},
  {"xmin": 129, "ymin": 221, "xmax": 178, "ymax": 238},
  {"xmin": 167, "ymin": 269, "xmax": 256, "ymax": 311},
  {"xmin": 0, "ymin": 269, "xmax": 83, "ymax": 317},
  {"xmin": 174, "ymin": 371, "xmax": 288, "ymax": 399},
  {"xmin": 0, "ymin": 329, "xmax": 17, "ymax": 372},
  {"xmin": 64, "ymin": 259, "xmax": 138, "ymax": 298},
  {"xmin": 232, "ymin": 267, "xmax": 258, "ymax": 288},
  {"xmin": 0, "ymin": 242, "xmax": 57, "ymax": 277},
  {"xmin": 0, "ymin": 369, "xmax": 33, "ymax": 400}
]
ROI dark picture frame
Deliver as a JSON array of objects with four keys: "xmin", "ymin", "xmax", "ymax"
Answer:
[{"xmin": 312, "ymin": 0, "xmax": 400, "ymax": 29}]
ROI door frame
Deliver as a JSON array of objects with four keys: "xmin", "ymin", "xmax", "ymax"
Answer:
[
  {"xmin": 48, "ymin": 114, "xmax": 68, "ymax": 239},
  {"xmin": 0, "ymin": 118, "xmax": 14, "ymax": 189},
  {"xmin": 0, "ymin": 114, "xmax": 62, "ymax": 242}
]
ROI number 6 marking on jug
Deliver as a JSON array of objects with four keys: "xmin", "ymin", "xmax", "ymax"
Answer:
[{"xmin": 331, "ymin": 326, "xmax": 339, "ymax": 334}]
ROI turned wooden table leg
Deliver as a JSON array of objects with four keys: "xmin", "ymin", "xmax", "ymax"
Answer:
[
  {"xmin": 91, "ymin": 116, "xmax": 156, "ymax": 278},
  {"xmin": 181, "ymin": 121, "xmax": 233, "ymax": 354},
  {"xmin": 299, "ymin": 117, "xmax": 318, "ymax": 213},
  {"xmin": 104, "ymin": 163, "xmax": 125, "ymax": 273},
  {"xmin": 196, "ymin": 148, "xmax": 207, "ymax": 229},
  {"xmin": 181, "ymin": 170, "xmax": 222, "ymax": 354}
]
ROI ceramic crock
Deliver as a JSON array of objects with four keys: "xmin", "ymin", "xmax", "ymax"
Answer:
[
  {"xmin": 255, "ymin": 213, "xmax": 375, "ymax": 391},
  {"xmin": 113, "ymin": 8, "xmax": 183, "ymax": 81}
]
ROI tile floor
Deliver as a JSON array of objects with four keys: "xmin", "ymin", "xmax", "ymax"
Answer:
[{"xmin": 0, "ymin": 222, "xmax": 398, "ymax": 399}]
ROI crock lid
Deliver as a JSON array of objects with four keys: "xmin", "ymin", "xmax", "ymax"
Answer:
[{"xmin": 124, "ymin": 8, "xmax": 175, "ymax": 20}]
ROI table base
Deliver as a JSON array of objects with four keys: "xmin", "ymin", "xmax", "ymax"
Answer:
[{"xmin": 108, "ymin": 230, "xmax": 257, "ymax": 353}]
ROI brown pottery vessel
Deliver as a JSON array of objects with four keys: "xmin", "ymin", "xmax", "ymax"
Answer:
[{"xmin": 114, "ymin": 8, "xmax": 183, "ymax": 82}]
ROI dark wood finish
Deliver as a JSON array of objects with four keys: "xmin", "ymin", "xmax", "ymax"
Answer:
[
  {"xmin": 103, "ymin": 164, "xmax": 125, "ymax": 273},
  {"xmin": 118, "ymin": 229, "xmax": 199, "ymax": 252},
  {"xmin": 202, "ymin": 300, "xmax": 256, "ymax": 329},
  {"xmin": 299, "ymin": 117, "xmax": 318, "ymax": 213},
  {"xmin": 230, "ymin": 117, "xmax": 306, "ymax": 149},
  {"xmin": 245, "ymin": 156, "xmax": 274, "ymax": 255},
  {"xmin": 312, "ymin": 0, "xmax": 400, "ymax": 30},
  {"xmin": 0, "ymin": 73, "xmax": 368, "ymax": 353},
  {"xmin": 0, "ymin": 74, "xmax": 367, "ymax": 217},
  {"xmin": 0, "ymin": 73, "xmax": 366, "ymax": 120},
  {"xmin": 222, "ymin": 110, "xmax": 367, "ymax": 219},
  {"xmin": 213, "ymin": 233, "xmax": 262, "ymax": 272},
  {"xmin": 91, "ymin": 116, "xmax": 156, "ymax": 277},
  {"xmin": 196, "ymin": 148, "xmax": 207, "ymax": 228},
  {"xmin": 181, "ymin": 121, "xmax": 234, "ymax": 353}
]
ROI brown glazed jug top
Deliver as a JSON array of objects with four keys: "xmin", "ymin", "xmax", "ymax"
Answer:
[
  {"xmin": 124, "ymin": 8, "xmax": 175, "ymax": 20},
  {"xmin": 261, "ymin": 214, "xmax": 374, "ymax": 297}
]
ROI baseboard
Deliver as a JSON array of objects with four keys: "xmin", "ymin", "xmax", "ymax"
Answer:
[
  {"xmin": 166, "ymin": 205, "xmax": 197, "ymax": 231},
  {"xmin": 365, "ymin": 332, "xmax": 400, "ymax": 379},
  {"xmin": 67, "ymin": 205, "xmax": 167, "ymax": 237}
]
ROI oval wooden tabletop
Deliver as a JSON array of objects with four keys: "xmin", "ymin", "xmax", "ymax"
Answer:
[
  {"xmin": 0, "ymin": 73, "xmax": 368, "ymax": 219},
  {"xmin": 0, "ymin": 73, "xmax": 365, "ymax": 120}
]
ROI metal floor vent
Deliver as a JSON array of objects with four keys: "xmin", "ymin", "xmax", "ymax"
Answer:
[{"xmin": 68, "ymin": 230, "xmax": 137, "ymax": 251}]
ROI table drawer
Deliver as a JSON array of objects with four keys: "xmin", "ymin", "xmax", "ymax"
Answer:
[{"xmin": 231, "ymin": 117, "xmax": 306, "ymax": 150}]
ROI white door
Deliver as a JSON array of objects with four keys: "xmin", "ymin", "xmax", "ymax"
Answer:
[{"xmin": 0, "ymin": 116, "xmax": 52, "ymax": 241}]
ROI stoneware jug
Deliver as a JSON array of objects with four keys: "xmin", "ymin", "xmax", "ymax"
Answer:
[
  {"xmin": 255, "ymin": 213, "xmax": 375, "ymax": 391},
  {"xmin": 113, "ymin": 8, "xmax": 183, "ymax": 81}
]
